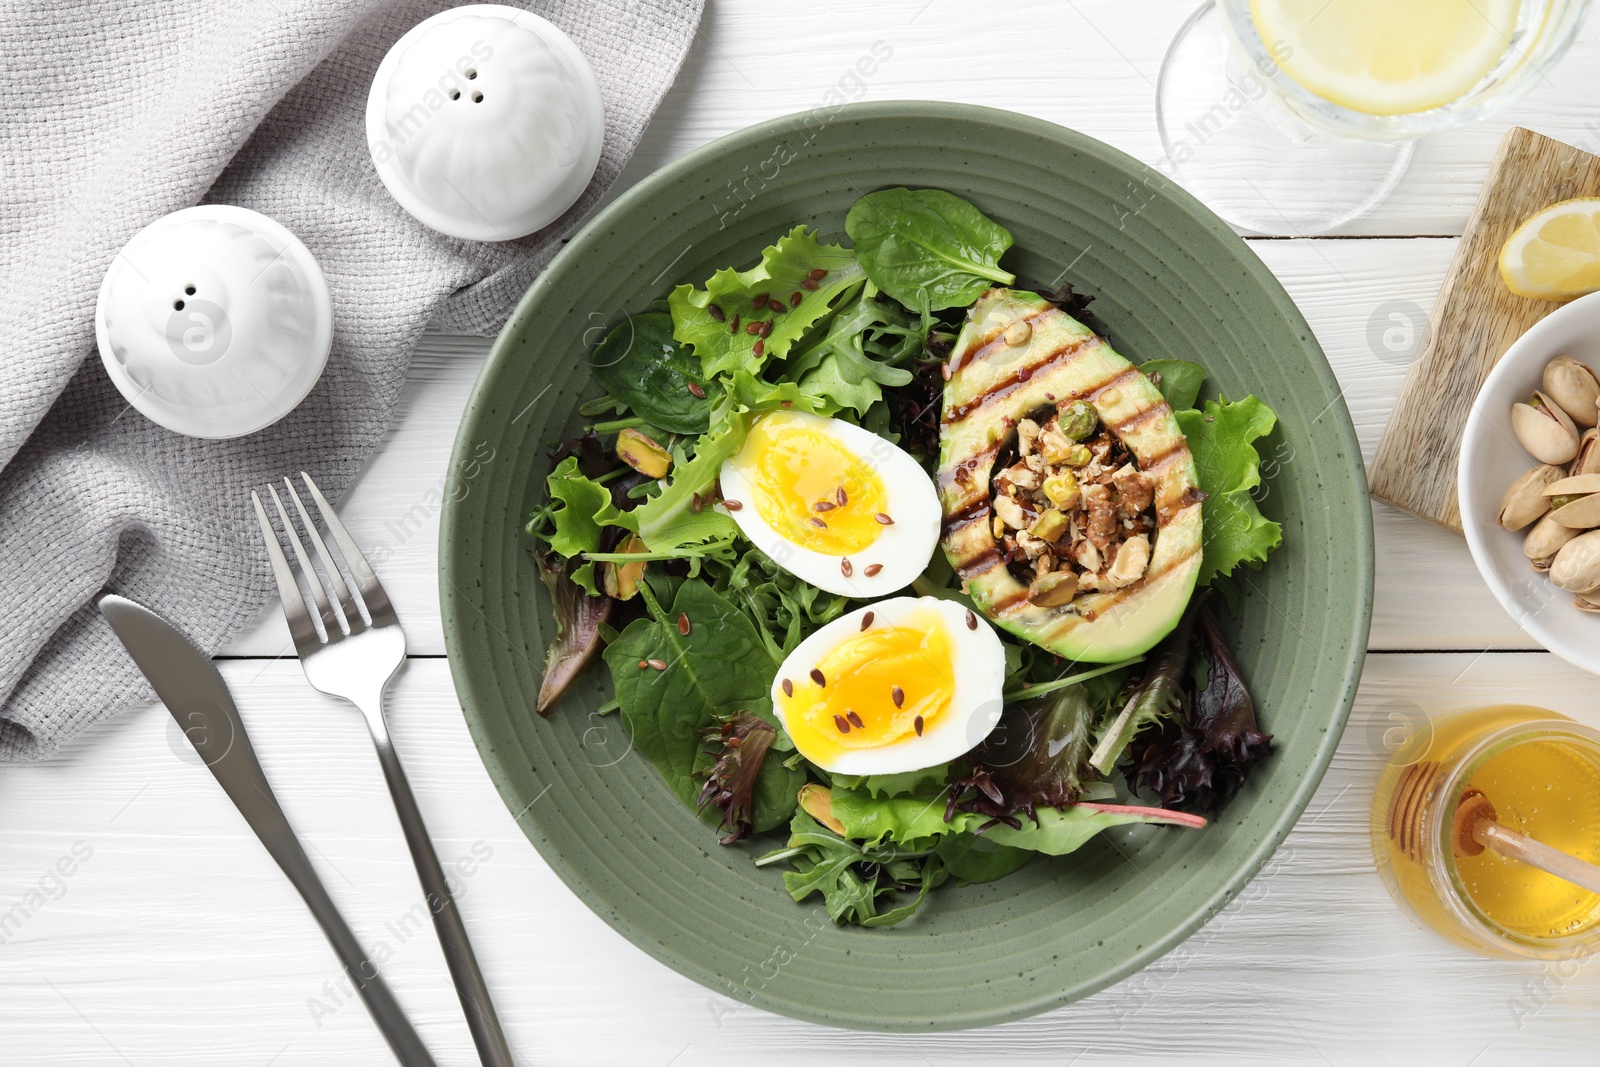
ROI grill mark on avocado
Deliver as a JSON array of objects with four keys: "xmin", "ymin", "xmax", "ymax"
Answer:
[
  {"xmin": 942, "ymin": 335, "xmax": 1099, "ymax": 424},
  {"xmin": 948, "ymin": 304, "xmax": 1058, "ymax": 377}
]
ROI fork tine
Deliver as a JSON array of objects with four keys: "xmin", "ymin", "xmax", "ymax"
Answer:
[
  {"xmin": 252, "ymin": 490, "xmax": 322, "ymax": 652},
  {"xmin": 282, "ymin": 476, "xmax": 364, "ymax": 626},
  {"xmin": 268, "ymin": 484, "xmax": 343, "ymax": 638},
  {"xmin": 301, "ymin": 472, "xmax": 397, "ymax": 625}
]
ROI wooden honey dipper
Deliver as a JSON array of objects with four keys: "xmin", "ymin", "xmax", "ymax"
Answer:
[{"xmin": 1388, "ymin": 762, "xmax": 1600, "ymax": 894}]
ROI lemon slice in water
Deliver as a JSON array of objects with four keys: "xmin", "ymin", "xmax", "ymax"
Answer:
[
  {"xmin": 1251, "ymin": 0, "xmax": 1520, "ymax": 116},
  {"xmin": 1500, "ymin": 198, "xmax": 1600, "ymax": 301}
]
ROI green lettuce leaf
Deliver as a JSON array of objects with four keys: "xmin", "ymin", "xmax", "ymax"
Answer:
[
  {"xmin": 668, "ymin": 227, "xmax": 864, "ymax": 379},
  {"xmin": 1176, "ymin": 396, "xmax": 1284, "ymax": 586},
  {"xmin": 541, "ymin": 455, "xmax": 612, "ymax": 558},
  {"xmin": 1140, "ymin": 359, "xmax": 1206, "ymax": 411}
]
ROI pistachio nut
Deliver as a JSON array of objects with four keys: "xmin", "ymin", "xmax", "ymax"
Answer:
[
  {"xmin": 1548, "ymin": 529, "xmax": 1600, "ymax": 594},
  {"xmin": 616, "ymin": 427, "xmax": 672, "ymax": 479},
  {"xmin": 1543, "ymin": 356, "xmax": 1600, "ymax": 428},
  {"xmin": 1524, "ymin": 513, "xmax": 1580, "ymax": 571},
  {"xmin": 1511, "ymin": 390, "xmax": 1580, "ymax": 465},
  {"xmin": 1057, "ymin": 399, "xmax": 1099, "ymax": 442},
  {"xmin": 1543, "ymin": 473, "xmax": 1600, "ymax": 528},
  {"xmin": 1498, "ymin": 464, "xmax": 1565, "ymax": 530},
  {"xmin": 600, "ymin": 533, "xmax": 648, "ymax": 600},
  {"xmin": 1573, "ymin": 427, "xmax": 1600, "ymax": 476},
  {"xmin": 1577, "ymin": 591, "xmax": 1600, "ymax": 614}
]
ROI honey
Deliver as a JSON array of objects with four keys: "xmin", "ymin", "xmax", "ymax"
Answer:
[{"xmin": 1372, "ymin": 705, "xmax": 1600, "ymax": 959}]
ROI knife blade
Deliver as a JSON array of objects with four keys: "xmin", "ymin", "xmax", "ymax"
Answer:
[{"xmin": 98, "ymin": 594, "xmax": 437, "ymax": 1067}]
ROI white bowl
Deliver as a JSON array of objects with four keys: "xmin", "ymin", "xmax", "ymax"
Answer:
[
  {"xmin": 94, "ymin": 205, "xmax": 333, "ymax": 439},
  {"xmin": 365, "ymin": 4, "xmax": 604, "ymax": 242},
  {"xmin": 1458, "ymin": 289, "xmax": 1600, "ymax": 674}
]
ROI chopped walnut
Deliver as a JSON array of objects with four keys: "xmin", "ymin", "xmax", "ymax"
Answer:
[{"xmin": 1113, "ymin": 464, "xmax": 1154, "ymax": 516}]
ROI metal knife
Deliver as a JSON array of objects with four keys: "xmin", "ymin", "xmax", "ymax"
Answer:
[{"xmin": 98, "ymin": 594, "xmax": 438, "ymax": 1067}]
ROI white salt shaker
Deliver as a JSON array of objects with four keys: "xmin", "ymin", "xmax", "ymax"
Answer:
[
  {"xmin": 365, "ymin": 4, "xmax": 605, "ymax": 242},
  {"xmin": 94, "ymin": 205, "xmax": 334, "ymax": 439}
]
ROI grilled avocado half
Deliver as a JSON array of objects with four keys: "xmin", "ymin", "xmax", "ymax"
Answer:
[{"xmin": 937, "ymin": 289, "xmax": 1202, "ymax": 662}]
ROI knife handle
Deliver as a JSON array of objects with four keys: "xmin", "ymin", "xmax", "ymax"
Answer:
[{"xmin": 172, "ymin": 701, "xmax": 438, "ymax": 1067}]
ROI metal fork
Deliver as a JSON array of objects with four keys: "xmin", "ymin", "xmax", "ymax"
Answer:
[{"xmin": 253, "ymin": 473, "xmax": 516, "ymax": 1067}]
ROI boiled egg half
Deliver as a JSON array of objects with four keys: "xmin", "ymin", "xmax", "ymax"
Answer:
[
  {"xmin": 719, "ymin": 410, "xmax": 941, "ymax": 596},
  {"xmin": 771, "ymin": 597, "xmax": 1007, "ymax": 775}
]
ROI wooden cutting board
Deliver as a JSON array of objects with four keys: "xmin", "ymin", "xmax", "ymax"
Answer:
[{"xmin": 1369, "ymin": 127, "xmax": 1600, "ymax": 531}]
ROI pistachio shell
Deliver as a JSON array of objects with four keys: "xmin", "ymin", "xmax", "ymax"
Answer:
[
  {"xmin": 1543, "ymin": 356, "xmax": 1600, "ymax": 428},
  {"xmin": 1577, "ymin": 591, "xmax": 1600, "ymax": 614},
  {"xmin": 1573, "ymin": 427, "xmax": 1600, "ymax": 476},
  {"xmin": 1543, "ymin": 473, "xmax": 1600, "ymax": 498},
  {"xmin": 1550, "ymin": 493, "xmax": 1600, "ymax": 529},
  {"xmin": 1511, "ymin": 391, "xmax": 1580, "ymax": 465},
  {"xmin": 1525, "ymin": 513, "xmax": 1580, "ymax": 570},
  {"xmin": 1499, "ymin": 464, "xmax": 1565, "ymax": 530},
  {"xmin": 1549, "ymin": 529, "xmax": 1600, "ymax": 594}
]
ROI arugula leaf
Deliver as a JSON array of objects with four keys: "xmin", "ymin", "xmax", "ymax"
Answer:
[
  {"xmin": 602, "ymin": 579, "xmax": 795, "ymax": 833},
  {"xmin": 668, "ymin": 227, "xmax": 864, "ymax": 379},
  {"xmin": 1176, "ymin": 396, "xmax": 1285, "ymax": 586},
  {"xmin": 845, "ymin": 188, "xmax": 1016, "ymax": 311},
  {"xmin": 718, "ymin": 549, "xmax": 849, "ymax": 661},
  {"xmin": 1141, "ymin": 359, "xmax": 1206, "ymax": 411},
  {"xmin": 588, "ymin": 312, "xmax": 713, "ymax": 435},
  {"xmin": 760, "ymin": 809, "xmax": 947, "ymax": 926},
  {"xmin": 787, "ymin": 287, "xmax": 919, "ymax": 416}
]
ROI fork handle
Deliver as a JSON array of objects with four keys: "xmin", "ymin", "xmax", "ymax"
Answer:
[{"xmin": 372, "ymin": 735, "xmax": 517, "ymax": 1067}]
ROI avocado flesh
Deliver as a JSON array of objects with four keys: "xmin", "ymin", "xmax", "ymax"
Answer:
[{"xmin": 937, "ymin": 289, "xmax": 1202, "ymax": 663}]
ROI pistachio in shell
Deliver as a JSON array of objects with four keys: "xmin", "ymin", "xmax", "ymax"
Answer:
[
  {"xmin": 1577, "ymin": 591, "xmax": 1600, "ymax": 614},
  {"xmin": 1511, "ymin": 390, "xmax": 1580, "ymax": 465},
  {"xmin": 1573, "ymin": 427, "xmax": 1600, "ymax": 476},
  {"xmin": 1543, "ymin": 473, "xmax": 1600, "ymax": 529},
  {"xmin": 1498, "ymin": 464, "xmax": 1565, "ymax": 530},
  {"xmin": 1542, "ymin": 356, "xmax": 1600, "ymax": 428},
  {"xmin": 1524, "ymin": 513, "xmax": 1580, "ymax": 571},
  {"xmin": 1548, "ymin": 529, "xmax": 1600, "ymax": 594}
]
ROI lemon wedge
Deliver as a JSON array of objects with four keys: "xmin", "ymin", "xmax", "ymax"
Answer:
[
  {"xmin": 1499, "ymin": 198, "xmax": 1600, "ymax": 301},
  {"xmin": 1251, "ymin": 0, "xmax": 1519, "ymax": 115}
]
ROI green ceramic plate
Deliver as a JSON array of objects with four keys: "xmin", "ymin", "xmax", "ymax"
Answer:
[{"xmin": 441, "ymin": 101, "xmax": 1372, "ymax": 1031}]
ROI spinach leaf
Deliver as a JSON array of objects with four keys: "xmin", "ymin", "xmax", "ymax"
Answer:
[
  {"xmin": 602, "ymin": 579, "xmax": 796, "ymax": 833},
  {"xmin": 845, "ymin": 188, "xmax": 1016, "ymax": 311},
  {"xmin": 1140, "ymin": 359, "xmax": 1206, "ymax": 412},
  {"xmin": 668, "ymin": 226, "xmax": 864, "ymax": 380},
  {"xmin": 935, "ymin": 833, "xmax": 1032, "ymax": 883},
  {"xmin": 588, "ymin": 312, "xmax": 713, "ymax": 435}
]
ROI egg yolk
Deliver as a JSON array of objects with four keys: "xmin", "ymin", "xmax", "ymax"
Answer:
[
  {"xmin": 779, "ymin": 613, "xmax": 955, "ymax": 766},
  {"xmin": 742, "ymin": 413, "xmax": 889, "ymax": 555}
]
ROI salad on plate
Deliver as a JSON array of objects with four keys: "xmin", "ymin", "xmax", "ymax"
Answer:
[{"xmin": 525, "ymin": 188, "xmax": 1284, "ymax": 926}]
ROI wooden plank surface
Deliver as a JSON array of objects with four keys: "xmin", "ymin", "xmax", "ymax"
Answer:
[
  {"xmin": 12, "ymin": 2, "xmax": 1600, "ymax": 1064},
  {"xmin": 1370, "ymin": 128, "xmax": 1600, "ymax": 529},
  {"xmin": 0, "ymin": 655, "xmax": 1594, "ymax": 1066}
]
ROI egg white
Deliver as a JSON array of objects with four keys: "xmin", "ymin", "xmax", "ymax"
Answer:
[
  {"xmin": 718, "ymin": 411, "xmax": 942, "ymax": 597},
  {"xmin": 771, "ymin": 596, "xmax": 1008, "ymax": 776}
]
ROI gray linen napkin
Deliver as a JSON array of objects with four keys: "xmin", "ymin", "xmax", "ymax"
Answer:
[{"xmin": 0, "ymin": 0, "xmax": 704, "ymax": 760}]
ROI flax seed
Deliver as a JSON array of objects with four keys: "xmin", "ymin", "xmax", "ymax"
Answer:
[
  {"xmin": 729, "ymin": 314, "xmax": 740, "ymax": 334},
  {"xmin": 648, "ymin": 659, "xmax": 668, "ymax": 671},
  {"xmin": 846, "ymin": 710, "xmax": 864, "ymax": 729},
  {"xmin": 891, "ymin": 686, "xmax": 905, "ymax": 709},
  {"xmin": 637, "ymin": 660, "xmax": 648, "ymax": 669},
  {"xmin": 753, "ymin": 292, "xmax": 769, "ymax": 309},
  {"xmin": 677, "ymin": 612, "xmax": 690, "ymax": 636},
  {"xmin": 800, "ymin": 277, "xmax": 819, "ymax": 291},
  {"xmin": 691, "ymin": 492, "xmax": 702, "ymax": 513},
  {"xmin": 914, "ymin": 715, "xmax": 924, "ymax": 736},
  {"xmin": 836, "ymin": 487, "xmax": 847, "ymax": 507},
  {"xmin": 863, "ymin": 563, "xmax": 882, "ymax": 577},
  {"xmin": 687, "ymin": 381, "xmax": 706, "ymax": 399},
  {"xmin": 874, "ymin": 512, "xmax": 893, "ymax": 525},
  {"xmin": 860, "ymin": 611, "xmax": 874, "ymax": 630},
  {"xmin": 834, "ymin": 714, "xmax": 850, "ymax": 734},
  {"xmin": 813, "ymin": 500, "xmax": 834, "ymax": 512},
  {"xmin": 781, "ymin": 678, "xmax": 793, "ymax": 697},
  {"xmin": 808, "ymin": 268, "xmax": 829, "ymax": 280},
  {"xmin": 707, "ymin": 303, "xmax": 725, "ymax": 322},
  {"xmin": 809, "ymin": 517, "xmax": 827, "ymax": 529},
  {"xmin": 724, "ymin": 499, "xmax": 743, "ymax": 511},
  {"xmin": 965, "ymin": 609, "xmax": 978, "ymax": 630},
  {"xmin": 810, "ymin": 668, "xmax": 826, "ymax": 687},
  {"xmin": 789, "ymin": 291, "xmax": 803, "ymax": 308},
  {"xmin": 752, "ymin": 340, "xmax": 764, "ymax": 357},
  {"xmin": 745, "ymin": 320, "xmax": 764, "ymax": 335},
  {"xmin": 840, "ymin": 558, "xmax": 853, "ymax": 577}
]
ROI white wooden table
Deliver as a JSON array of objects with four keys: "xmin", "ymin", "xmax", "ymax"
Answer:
[{"xmin": 5, "ymin": 3, "xmax": 1599, "ymax": 1063}]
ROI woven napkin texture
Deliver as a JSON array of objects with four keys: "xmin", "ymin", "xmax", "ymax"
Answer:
[{"xmin": 0, "ymin": 0, "xmax": 704, "ymax": 760}]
